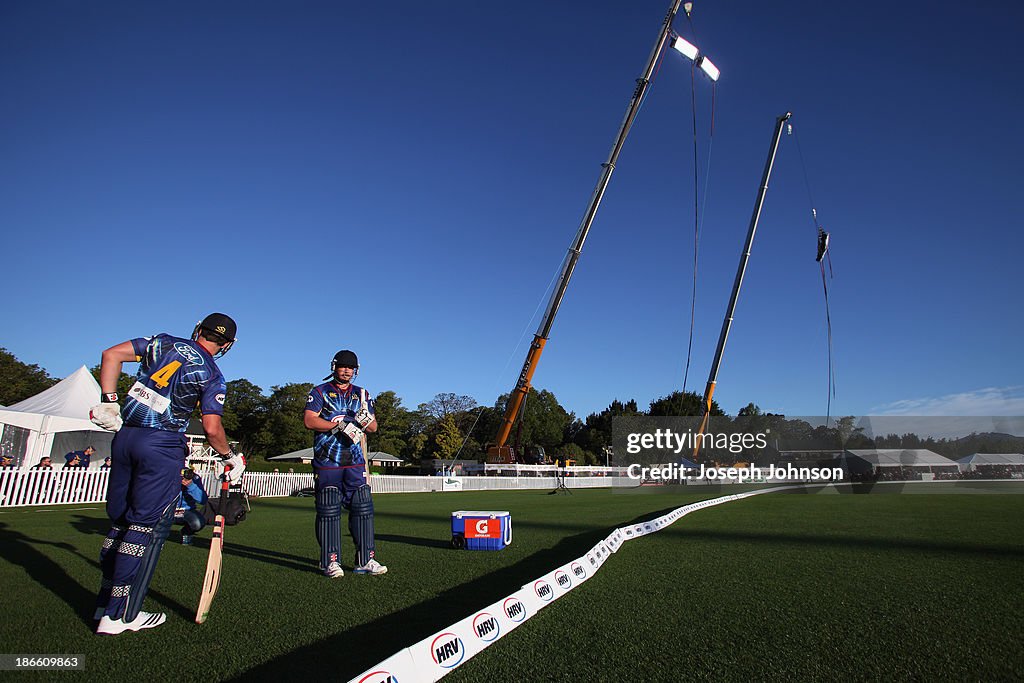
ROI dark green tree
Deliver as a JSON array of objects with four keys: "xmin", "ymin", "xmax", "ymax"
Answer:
[
  {"xmin": 255, "ymin": 383, "xmax": 314, "ymax": 459},
  {"xmin": 573, "ymin": 398, "xmax": 641, "ymax": 456},
  {"xmin": 221, "ymin": 379, "xmax": 267, "ymax": 455},
  {"xmin": 492, "ymin": 388, "xmax": 573, "ymax": 452},
  {"xmin": 648, "ymin": 390, "xmax": 724, "ymax": 417},
  {"xmin": 0, "ymin": 348, "xmax": 57, "ymax": 405},
  {"xmin": 89, "ymin": 364, "xmax": 135, "ymax": 399},
  {"xmin": 367, "ymin": 390, "xmax": 411, "ymax": 456}
]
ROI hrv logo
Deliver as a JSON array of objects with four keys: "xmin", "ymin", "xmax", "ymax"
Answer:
[
  {"xmin": 571, "ymin": 562, "xmax": 587, "ymax": 580},
  {"xmin": 173, "ymin": 342, "xmax": 204, "ymax": 366},
  {"xmin": 503, "ymin": 598, "xmax": 526, "ymax": 622},
  {"xmin": 473, "ymin": 612, "xmax": 500, "ymax": 642},
  {"xmin": 554, "ymin": 570, "xmax": 571, "ymax": 589},
  {"xmin": 534, "ymin": 580, "xmax": 553, "ymax": 601},
  {"xmin": 357, "ymin": 672, "xmax": 398, "ymax": 683},
  {"xmin": 431, "ymin": 633, "xmax": 465, "ymax": 668}
]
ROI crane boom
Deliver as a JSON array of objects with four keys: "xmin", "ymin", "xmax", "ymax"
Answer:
[
  {"xmin": 491, "ymin": 0, "xmax": 686, "ymax": 458},
  {"xmin": 691, "ymin": 112, "xmax": 792, "ymax": 460}
]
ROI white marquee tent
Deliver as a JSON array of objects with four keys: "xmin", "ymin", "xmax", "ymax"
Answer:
[
  {"xmin": 956, "ymin": 453, "xmax": 1024, "ymax": 472},
  {"xmin": 0, "ymin": 366, "xmax": 113, "ymax": 468}
]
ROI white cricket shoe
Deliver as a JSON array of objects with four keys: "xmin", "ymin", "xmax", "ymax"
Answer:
[
  {"xmin": 96, "ymin": 611, "xmax": 166, "ymax": 635},
  {"xmin": 353, "ymin": 559, "xmax": 388, "ymax": 575},
  {"xmin": 323, "ymin": 561, "xmax": 344, "ymax": 578}
]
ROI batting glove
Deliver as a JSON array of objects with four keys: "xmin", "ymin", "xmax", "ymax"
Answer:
[
  {"xmin": 331, "ymin": 419, "xmax": 363, "ymax": 444},
  {"xmin": 216, "ymin": 452, "xmax": 246, "ymax": 483},
  {"xmin": 353, "ymin": 407, "xmax": 374, "ymax": 429},
  {"xmin": 89, "ymin": 403, "xmax": 123, "ymax": 432}
]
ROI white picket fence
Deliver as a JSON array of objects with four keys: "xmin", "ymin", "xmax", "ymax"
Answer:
[
  {"xmin": 0, "ymin": 469, "xmax": 625, "ymax": 508},
  {"xmin": 0, "ymin": 468, "xmax": 112, "ymax": 507}
]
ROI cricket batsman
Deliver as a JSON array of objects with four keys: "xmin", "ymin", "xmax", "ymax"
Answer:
[
  {"xmin": 304, "ymin": 349, "xmax": 387, "ymax": 577},
  {"xmin": 89, "ymin": 313, "xmax": 245, "ymax": 634}
]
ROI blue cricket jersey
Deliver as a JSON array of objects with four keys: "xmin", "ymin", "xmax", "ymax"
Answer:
[
  {"xmin": 121, "ymin": 334, "xmax": 226, "ymax": 432},
  {"xmin": 306, "ymin": 382, "xmax": 375, "ymax": 466}
]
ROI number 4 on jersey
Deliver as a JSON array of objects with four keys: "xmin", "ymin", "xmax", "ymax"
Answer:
[{"xmin": 150, "ymin": 361, "xmax": 182, "ymax": 388}]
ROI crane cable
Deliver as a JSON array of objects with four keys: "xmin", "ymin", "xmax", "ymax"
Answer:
[
  {"xmin": 677, "ymin": 9, "xmax": 717, "ymax": 395},
  {"xmin": 790, "ymin": 123, "xmax": 837, "ymax": 426}
]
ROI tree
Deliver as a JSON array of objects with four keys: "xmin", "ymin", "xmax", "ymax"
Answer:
[
  {"xmin": 491, "ymin": 388, "xmax": 573, "ymax": 452},
  {"xmin": 89, "ymin": 365, "xmax": 135, "ymax": 400},
  {"xmin": 737, "ymin": 403, "xmax": 762, "ymax": 417},
  {"xmin": 648, "ymin": 390, "xmax": 724, "ymax": 417},
  {"xmin": 255, "ymin": 383, "xmax": 314, "ymax": 459},
  {"xmin": 368, "ymin": 390, "xmax": 411, "ymax": 456},
  {"xmin": 0, "ymin": 348, "xmax": 57, "ymax": 405},
  {"xmin": 559, "ymin": 442, "xmax": 596, "ymax": 466},
  {"xmin": 434, "ymin": 414, "xmax": 462, "ymax": 459},
  {"xmin": 221, "ymin": 379, "xmax": 267, "ymax": 455},
  {"xmin": 419, "ymin": 393, "xmax": 477, "ymax": 421},
  {"xmin": 574, "ymin": 398, "xmax": 641, "ymax": 455}
]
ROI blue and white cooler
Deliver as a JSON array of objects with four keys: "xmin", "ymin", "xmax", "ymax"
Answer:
[{"xmin": 451, "ymin": 510, "xmax": 512, "ymax": 550}]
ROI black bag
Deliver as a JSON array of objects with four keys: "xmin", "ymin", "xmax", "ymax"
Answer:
[{"xmin": 205, "ymin": 491, "xmax": 247, "ymax": 526}]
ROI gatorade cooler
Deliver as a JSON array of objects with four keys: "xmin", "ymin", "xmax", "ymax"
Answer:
[{"xmin": 451, "ymin": 511, "xmax": 512, "ymax": 551}]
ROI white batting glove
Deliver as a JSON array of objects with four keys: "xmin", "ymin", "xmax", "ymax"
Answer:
[
  {"xmin": 216, "ymin": 452, "xmax": 246, "ymax": 483},
  {"xmin": 353, "ymin": 407, "xmax": 374, "ymax": 429},
  {"xmin": 331, "ymin": 418, "xmax": 363, "ymax": 442},
  {"xmin": 89, "ymin": 403, "xmax": 123, "ymax": 432}
]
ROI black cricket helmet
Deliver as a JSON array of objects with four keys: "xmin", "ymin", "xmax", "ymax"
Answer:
[
  {"xmin": 192, "ymin": 313, "xmax": 237, "ymax": 358},
  {"xmin": 325, "ymin": 349, "xmax": 359, "ymax": 380}
]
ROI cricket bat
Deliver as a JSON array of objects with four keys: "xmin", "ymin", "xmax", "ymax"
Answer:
[{"xmin": 195, "ymin": 474, "xmax": 230, "ymax": 624}]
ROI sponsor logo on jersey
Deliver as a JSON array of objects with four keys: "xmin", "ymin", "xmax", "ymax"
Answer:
[
  {"xmin": 357, "ymin": 672, "xmax": 397, "ymax": 683},
  {"xmin": 128, "ymin": 381, "xmax": 171, "ymax": 414},
  {"xmin": 472, "ymin": 612, "xmax": 500, "ymax": 642},
  {"xmin": 503, "ymin": 597, "xmax": 526, "ymax": 622},
  {"xmin": 307, "ymin": 395, "xmax": 314, "ymax": 403},
  {"xmin": 430, "ymin": 633, "xmax": 465, "ymax": 668},
  {"xmin": 554, "ymin": 570, "xmax": 572, "ymax": 590},
  {"xmin": 173, "ymin": 342, "xmax": 204, "ymax": 366},
  {"xmin": 534, "ymin": 580, "xmax": 553, "ymax": 601},
  {"xmin": 215, "ymin": 393, "xmax": 225, "ymax": 405}
]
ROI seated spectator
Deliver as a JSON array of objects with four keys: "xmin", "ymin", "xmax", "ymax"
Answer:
[
  {"xmin": 99, "ymin": 457, "xmax": 112, "ymax": 471},
  {"xmin": 64, "ymin": 446, "xmax": 95, "ymax": 468},
  {"xmin": 32, "ymin": 456, "xmax": 53, "ymax": 470},
  {"xmin": 1, "ymin": 454, "xmax": 14, "ymax": 469}
]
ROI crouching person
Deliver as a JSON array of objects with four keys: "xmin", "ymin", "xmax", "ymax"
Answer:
[{"xmin": 175, "ymin": 468, "xmax": 208, "ymax": 545}]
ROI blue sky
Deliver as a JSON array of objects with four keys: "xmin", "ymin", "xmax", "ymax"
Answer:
[{"xmin": 2, "ymin": 0, "xmax": 1022, "ymax": 422}]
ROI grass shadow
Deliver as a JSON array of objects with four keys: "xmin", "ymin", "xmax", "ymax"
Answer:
[
  {"xmin": 229, "ymin": 507, "xmax": 678, "ymax": 681},
  {"xmin": 0, "ymin": 522, "xmax": 100, "ymax": 628}
]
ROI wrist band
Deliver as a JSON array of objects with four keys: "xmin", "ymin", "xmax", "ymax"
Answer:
[{"xmin": 101, "ymin": 393, "xmax": 119, "ymax": 403}]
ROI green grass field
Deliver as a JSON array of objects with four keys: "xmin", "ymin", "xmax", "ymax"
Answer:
[{"xmin": 1, "ymin": 485, "xmax": 1022, "ymax": 681}]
